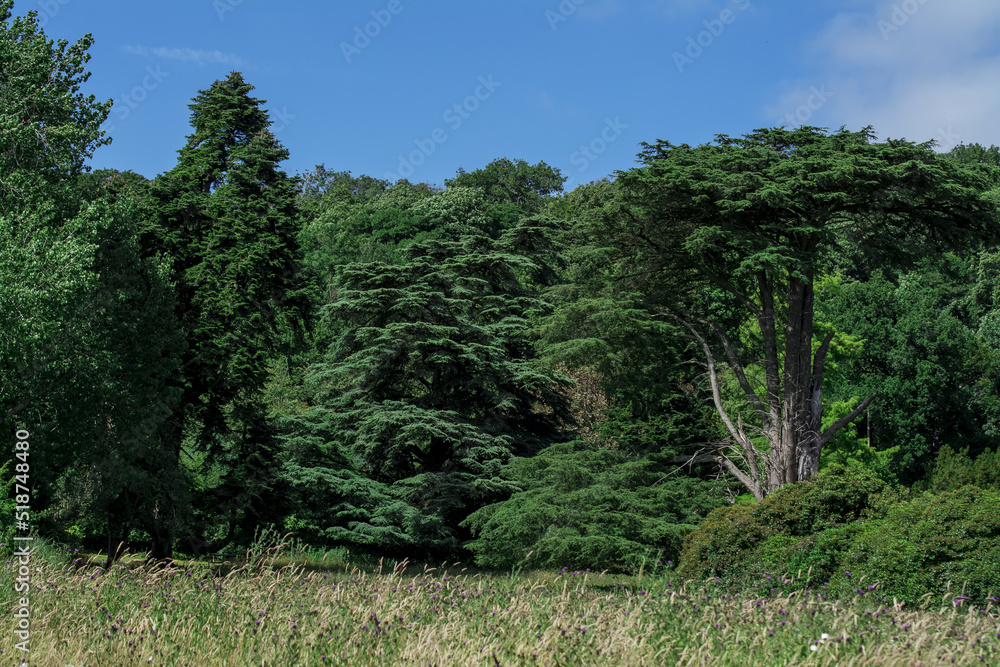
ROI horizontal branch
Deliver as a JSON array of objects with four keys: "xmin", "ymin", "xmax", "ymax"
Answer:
[
  {"xmin": 819, "ymin": 392, "xmax": 876, "ymax": 448},
  {"xmin": 670, "ymin": 453, "xmax": 720, "ymax": 466},
  {"xmin": 671, "ymin": 452, "xmax": 758, "ymax": 498}
]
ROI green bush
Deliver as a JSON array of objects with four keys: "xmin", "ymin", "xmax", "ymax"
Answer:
[
  {"xmin": 679, "ymin": 464, "xmax": 1000, "ymax": 603},
  {"xmin": 788, "ymin": 524, "xmax": 867, "ymax": 581},
  {"xmin": 836, "ymin": 486, "xmax": 1000, "ymax": 602},
  {"xmin": 678, "ymin": 464, "xmax": 888, "ymax": 581},
  {"xmin": 675, "ymin": 502, "xmax": 776, "ymax": 580},
  {"xmin": 928, "ymin": 445, "xmax": 1000, "ymax": 492}
]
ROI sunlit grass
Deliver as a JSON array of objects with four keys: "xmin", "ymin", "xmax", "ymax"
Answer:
[{"xmin": 1, "ymin": 548, "xmax": 997, "ymax": 666}]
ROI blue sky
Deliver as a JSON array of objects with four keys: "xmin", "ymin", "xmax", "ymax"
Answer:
[{"xmin": 27, "ymin": 0, "xmax": 1000, "ymax": 189}]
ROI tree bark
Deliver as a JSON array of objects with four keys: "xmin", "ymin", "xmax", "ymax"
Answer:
[{"xmin": 678, "ymin": 268, "xmax": 874, "ymax": 500}]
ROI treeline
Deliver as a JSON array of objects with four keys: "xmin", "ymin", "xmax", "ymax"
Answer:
[{"xmin": 3, "ymin": 3, "xmax": 1000, "ymax": 586}]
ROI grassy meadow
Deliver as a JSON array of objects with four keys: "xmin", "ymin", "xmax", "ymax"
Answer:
[{"xmin": 0, "ymin": 544, "xmax": 997, "ymax": 666}]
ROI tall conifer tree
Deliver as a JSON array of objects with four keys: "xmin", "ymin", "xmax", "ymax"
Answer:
[{"xmin": 151, "ymin": 72, "xmax": 307, "ymax": 556}]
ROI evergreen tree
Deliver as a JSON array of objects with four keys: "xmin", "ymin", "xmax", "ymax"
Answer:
[
  {"xmin": 282, "ymin": 210, "xmax": 571, "ymax": 556},
  {"xmin": 605, "ymin": 127, "xmax": 999, "ymax": 499},
  {"xmin": 150, "ymin": 72, "xmax": 308, "ymax": 557},
  {"xmin": 464, "ymin": 441, "xmax": 725, "ymax": 572},
  {"xmin": 445, "ymin": 158, "xmax": 565, "ymax": 215}
]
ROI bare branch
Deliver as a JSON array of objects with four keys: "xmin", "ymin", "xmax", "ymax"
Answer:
[
  {"xmin": 665, "ymin": 314, "xmax": 769, "ymax": 499},
  {"xmin": 716, "ymin": 455, "xmax": 761, "ymax": 499},
  {"xmin": 818, "ymin": 393, "xmax": 877, "ymax": 447},
  {"xmin": 705, "ymin": 319, "xmax": 769, "ymax": 429},
  {"xmin": 664, "ymin": 304, "xmax": 769, "ymax": 426},
  {"xmin": 670, "ymin": 452, "xmax": 760, "ymax": 500},
  {"xmin": 669, "ymin": 316, "xmax": 744, "ymax": 447},
  {"xmin": 670, "ymin": 453, "xmax": 720, "ymax": 466}
]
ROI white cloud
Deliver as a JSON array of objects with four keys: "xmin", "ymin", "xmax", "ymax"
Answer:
[
  {"xmin": 150, "ymin": 47, "xmax": 248, "ymax": 67},
  {"xmin": 768, "ymin": 0, "xmax": 1000, "ymax": 149},
  {"xmin": 120, "ymin": 44, "xmax": 248, "ymax": 68}
]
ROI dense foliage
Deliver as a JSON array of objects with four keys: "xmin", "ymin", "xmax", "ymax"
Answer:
[
  {"xmin": 148, "ymin": 71, "xmax": 309, "ymax": 558},
  {"xmin": 280, "ymin": 196, "xmax": 572, "ymax": 557},
  {"xmin": 463, "ymin": 441, "xmax": 724, "ymax": 571},
  {"xmin": 679, "ymin": 465, "xmax": 1000, "ymax": 603},
  {"xmin": 2, "ymin": 2, "xmax": 1000, "ymax": 607},
  {"xmin": 677, "ymin": 465, "xmax": 891, "ymax": 582},
  {"xmin": 602, "ymin": 128, "xmax": 999, "ymax": 499}
]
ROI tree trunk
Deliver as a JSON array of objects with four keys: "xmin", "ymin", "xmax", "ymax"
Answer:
[
  {"xmin": 149, "ymin": 527, "xmax": 173, "ymax": 561},
  {"xmin": 677, "ymin": 270, "xmax": 875, "ymax": 500},
  {"xmin": 106, "ymin": 495, "xmax": 131, "ymax": 567}
]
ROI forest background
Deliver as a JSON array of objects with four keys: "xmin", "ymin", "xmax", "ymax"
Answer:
[{"xmin": 3, "ymin": 2, "xmax": 1000, "ymax": 600}]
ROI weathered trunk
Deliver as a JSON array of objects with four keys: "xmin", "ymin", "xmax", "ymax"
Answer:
[
  {"xmin": 782, "ymin": 272, "xmax": 817, "ymax": 485},
  {"xmin": 673, "ymin": 268, "xmax": 875, "ymax": 500}
]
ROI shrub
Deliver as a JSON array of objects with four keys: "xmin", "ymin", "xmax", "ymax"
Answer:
[
  {"xmin": 680, "ymin": 477, "xmax": 1000, "ymax": 602},
  {"xmin": 928, "ymin": 445, "xmax": 1000, "ymax": 492},
  {"xmin": 836, "ymin": 486, "xmax": 1000, "ymax": 602},
  {"xmin": 677, "ymin": 464, "xmax": 888, "ymax": 581},
  {"xmin": 785, "ymin": 524, "xmax": 866, "ymax": 581},
  {"xmin": 675, "ymin": 503, "xmax": 775, "ymax": 580}
]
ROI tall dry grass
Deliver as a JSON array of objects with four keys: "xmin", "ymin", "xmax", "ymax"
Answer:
[{"xmin": 0, "ymin": 547, "xmax": 997, "ymax": 666}]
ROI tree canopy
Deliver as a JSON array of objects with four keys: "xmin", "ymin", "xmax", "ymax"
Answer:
[
  {"xmin": 604, "ymin": 126, "xmax": 1000, "ymax": 499},
  {"xmin": 5, "ymin": 0, "xmax": 1000, "ymax": 580}
]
